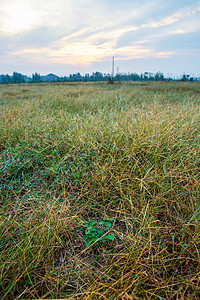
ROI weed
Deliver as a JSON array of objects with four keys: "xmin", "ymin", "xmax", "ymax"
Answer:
[{"xmin": 82, "ymin": 219, "xmax": 116, "ymax": 246}]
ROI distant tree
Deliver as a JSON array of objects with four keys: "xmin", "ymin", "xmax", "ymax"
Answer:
[
  {"xmin": 90, "ymin": 72, "xmax": 103, "ymax": 82},
  {"xmin": 13, "ymin": 72, "xmax": 25, "ymax": 83},
  {"xmin": 181, "ymin": 74, "xmax": 190, "ymax": 81},
  {"xmin": 144, "ymin": 72, "xmax": 149, "ymax": 81},
  {"xmin": 148, "ymin": 72, "xmax": 154, "ymax": 81},
  {"xmin": 68, "ymin": 73, "xmax": 82, "ymax": 82},
  {"xmin": 140, "ymin": 73, "xmax": 144, "ymax": 80},
  {"xmin": 83, "ymin": 73, "xmax": 90, "ymax": 82},
  {"xmin": 155, "ymin": 71, "xmax": 164, "ymax": 81},
  {"xmin": 32, "ymin": 73, "xmax": 41, "ymax": 83},
  {"xmin": 75, "ymin": 72, "xmax": 82, "ymax": 81},
  {"xmin": 4, "ymin": 70, "xmax": 197, "ymax": 84},
  {"xmin": 129, "ymin": 73, "xmax": 141, "ymax": 81},
  {"xmin": 2, "ymin": 74, "xmax": 12, "ymax": 84},
  {"xmin": 115, "ymin": 73, "xmax": 122, "ymax": 82}
]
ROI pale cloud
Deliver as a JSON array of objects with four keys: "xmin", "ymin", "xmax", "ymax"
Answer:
[
  {"xmin": 49, "ymin": 45, "xmax": 153, "ymax": 66},
  {"xmin": 142, "ymin": 4, "xmax": 200, "ymax": 29},
  {"xmin": 0, "ymin": 1, "xmax": 45, "ymax": 34},
  {"xmin": 0, "ymin": 0, "xmax": 200, "ymax": 75},
  {"xmin": 52, "ymin": 25, "xmax": 141, "ymax": 65},
  {"xmin": 44, "ymin": 3, "xmax": 200, "ymax": 65},
  {"xmin": 155, "ymin": 51, "xmax": 175, "ymax": 58}
]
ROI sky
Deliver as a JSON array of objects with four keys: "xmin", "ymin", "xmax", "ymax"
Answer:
[{"xmin": 0, "ymin": 0, "xmax": 200, "ymax": 76}]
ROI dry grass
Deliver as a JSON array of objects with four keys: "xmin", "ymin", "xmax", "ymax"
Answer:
[{"xmin": 0, "ymin": 81, "xmax": 200, "ymax": 299}]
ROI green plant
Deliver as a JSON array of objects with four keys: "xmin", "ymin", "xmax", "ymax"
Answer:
[{"xmin": 83, "ymin": 219, "xmax": 116, "ymax": 246}]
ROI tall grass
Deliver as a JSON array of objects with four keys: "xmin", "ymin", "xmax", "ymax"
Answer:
[{"xmin": 0, "ymin": 82, "xmax": 200, "ymax": 299}]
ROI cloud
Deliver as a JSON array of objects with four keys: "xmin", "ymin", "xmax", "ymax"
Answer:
[
  {"xmin": 0, "ymin": 0, "xmax": 200, "ymax": 75},
  {"xmin": 114, "ymin": 3, "xmax": 200, "ymax": 55}
]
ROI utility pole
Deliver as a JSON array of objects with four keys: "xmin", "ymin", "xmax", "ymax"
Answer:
[
  {"xmin": 112, "ymin": 56, "xmax": 114, "ymax": 79},
  {"xmin": 108, "ymin": 56, "xmax": 115, "ymax": 84}
]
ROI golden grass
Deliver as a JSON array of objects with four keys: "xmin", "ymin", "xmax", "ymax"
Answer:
[{"xmin": 0, "ymin": 81, "xmax": 199, "ymax": 299}]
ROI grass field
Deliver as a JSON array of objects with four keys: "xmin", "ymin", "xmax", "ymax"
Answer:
[{"xmin": 0, "ymin": 81, "xmax": 200, "ymax": 299}]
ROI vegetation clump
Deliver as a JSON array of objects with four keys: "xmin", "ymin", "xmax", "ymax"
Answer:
[
  {"xmin": 107, "ymin": 76, "xmax": 114, "ymax": 84},
  {"xmin": 0, "ymin": 82, "xmax": 199, "ymax": 299}
]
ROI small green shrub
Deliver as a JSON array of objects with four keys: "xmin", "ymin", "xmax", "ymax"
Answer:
[{"xmin": 83, "ymin": 219, "xmax": 116, "ymax": 246}]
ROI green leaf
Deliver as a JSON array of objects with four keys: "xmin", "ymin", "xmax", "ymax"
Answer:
[
  {"xmin": 89, "ymin": 221, "xmax": 97, "ymax": 226},
  {"xmin": 105, "ymin": 234, "xmax": 115, "ymax": 241},
  {"xmin": 97, "ymin": 229, "xmax": 104, "ymax": 235},
  {"xmin": 105, "ymin": 222, "xmax": 112, "ymax": 227},
  {"xmin": 99, "ymin": 221, "xmax": 106, "ymax": 225}
]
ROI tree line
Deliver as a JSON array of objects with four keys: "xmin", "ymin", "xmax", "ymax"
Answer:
[{"xmin": 0, "ymin": 71, "xmax": 198, "ymax": 84}]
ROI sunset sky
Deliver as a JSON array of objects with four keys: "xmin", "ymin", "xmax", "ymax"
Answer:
[{"xmin": 0, "ymin": 0, "xmax": 200, "ymax": 76}]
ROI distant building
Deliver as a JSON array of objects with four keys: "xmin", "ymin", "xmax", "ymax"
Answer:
[{"xmin": 41, "ymin": 74, "xmax": 58, "ymax": 82}]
